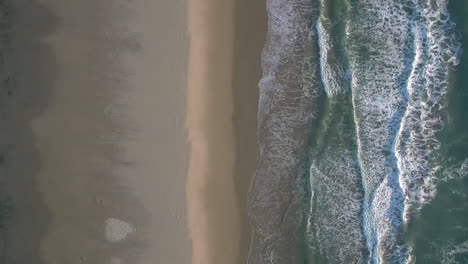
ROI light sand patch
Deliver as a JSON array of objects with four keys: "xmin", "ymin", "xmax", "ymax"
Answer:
[
  {"xmin": 111, "ymin": 256, "xmax": 123, "ymax": 264},
  {"xmin": 186, "ymin": 0, "xmax": 267, "ymax": 262},
  {"xmin": 186, "ymin": 0, "xmax": 238, "ymax": 263},
  {"xmin": 105, "ymin": 218, "xmax": 136, "ymax": 243}
]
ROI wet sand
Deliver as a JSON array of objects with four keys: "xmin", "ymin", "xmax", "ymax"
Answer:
[
  {"xmin": 3, "ymin": 0, "xmax": 265, "ymax": 262},
  {"xmin": 6, "ymin": 0, "xmax": 190, "ymax": 263},
  {"xmin": 186, "ymin": 0, "xmax": 266, "ymax": 263}
]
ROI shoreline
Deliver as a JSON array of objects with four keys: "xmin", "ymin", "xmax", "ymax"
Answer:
[{"xmin": 231, "ymin": 0, "xmax": 267, "ymax": 261}]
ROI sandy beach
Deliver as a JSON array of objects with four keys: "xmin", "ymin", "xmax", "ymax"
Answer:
[
  {"xmin": 1, "ymin": 0, "xmax": 265, "ymax": 262},
  {"xmin": 186, "ymin": 0, "xmax": 265, "ymax": 263}
]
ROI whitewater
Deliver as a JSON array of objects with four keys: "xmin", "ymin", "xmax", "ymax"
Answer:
[{"xmin": 248, "ymin": 0, "xmax": 463, "ymax": 263}]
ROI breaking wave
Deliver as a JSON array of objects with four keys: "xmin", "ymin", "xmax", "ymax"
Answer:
[{"xmin": 248, "ymin": 0, "xmax": 462, "ymax": 263}]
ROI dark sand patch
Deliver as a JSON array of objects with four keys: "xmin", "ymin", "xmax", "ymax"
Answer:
[
  {"xmin": 232, "ymin": 0, "xmax": 267, "ymax": 262},
  {"xmin": 2, "ymin": 0, "xmax": 55, "ymax": 262}
]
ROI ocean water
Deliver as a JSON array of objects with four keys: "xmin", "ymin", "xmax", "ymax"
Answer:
[{"xmin": 248, "ymin": 0, "xmax": 468, "ymax": 263}]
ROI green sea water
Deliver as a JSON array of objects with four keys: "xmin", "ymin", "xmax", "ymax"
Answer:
[
  {"xmin": 406, "ymin": 1, "xmax": 468, "ymax": 263},
  {"xmin": 250, "ymin": 0, "xmax": 468, "ymax": 263}
]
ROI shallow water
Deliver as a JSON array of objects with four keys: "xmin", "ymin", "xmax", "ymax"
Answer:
[{"xmin": 249, "ymin": 0, "xmax": 468, "ymax": 263}]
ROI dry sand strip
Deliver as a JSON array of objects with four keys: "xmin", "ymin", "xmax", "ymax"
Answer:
[
  {"xmin": 186, "ymin": 0, "xmax": 266, "ymax": 263},
  {"xmin": 186, "ymin": 0, "xmax": 238, "ymax": 262}
]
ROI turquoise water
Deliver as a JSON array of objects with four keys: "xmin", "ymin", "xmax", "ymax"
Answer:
[{"xmin": 249, "ymin": 0, "xmax": 468, "ymax": 263}]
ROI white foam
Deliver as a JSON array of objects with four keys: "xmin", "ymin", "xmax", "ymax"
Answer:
[
  {"xmin": 248, "ymin": 0, "xmax": 322, "ymax": 263},
  {"xmin": 252, "ymin": 0, "xmax": 461, "ymax": 262},
  {"xmin": 317, "ymin": 19, "xmax": 349, "ymax": 97},
  {"xmin": 431, "ymin": 240, "xmax": 468, "ymax": 264},
  {"xmin": 307, "ymin": 145, "xmax": 366, "ymax": 262},
  {"xmin": 347, "ymin": 0, "xmax": 461, "ymax": 262},
  {"xmin": 347, "ymin": 0, "xmax": 412, "ymax": 260},
  {"xmin": 396, "ymin": 0, "xmax": 461, "ymax": 225},
  {"xmin": 105, "ymin": 218, "xmax": 136, "ymax": 243}
]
